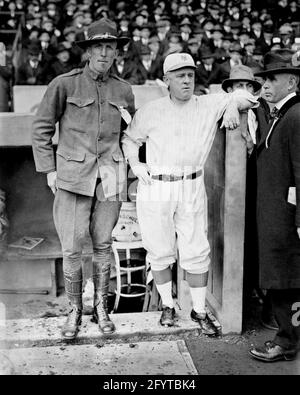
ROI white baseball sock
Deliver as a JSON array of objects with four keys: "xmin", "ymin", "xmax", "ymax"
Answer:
[
  {"xmin": 189, "ymin": 286, "xmax": 207, "ymax": 315},
  {"xmin": 156, "ymin": 281, "xmax": 174, "ymax": 309}
]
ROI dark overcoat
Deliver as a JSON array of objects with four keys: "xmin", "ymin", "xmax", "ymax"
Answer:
[{"xmin": 256, "ymin": 95, "xmax": 300, "ymax": 289}]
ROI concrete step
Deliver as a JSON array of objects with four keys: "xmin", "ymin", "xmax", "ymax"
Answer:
[
  {"xmin": 1, "ymin": 339, "xmax": 198, "ymax": 375},
  {"xmin": 0, "ymin": 311, "xmax": 205, "ymax": 349}
]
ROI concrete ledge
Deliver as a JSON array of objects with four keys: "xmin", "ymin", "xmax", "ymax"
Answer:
[
  {"xmin": 0, "ymin": 311, "xmax": 203, "ymax": 349},
  {"xmin": 1, "ymin": 340, "xmax": 198, "ymax": 375}
]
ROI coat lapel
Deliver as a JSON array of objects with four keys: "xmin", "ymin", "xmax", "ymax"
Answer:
[{"xmin": 257, "ymin": 95, "xmax": 300, "ymax": 155}]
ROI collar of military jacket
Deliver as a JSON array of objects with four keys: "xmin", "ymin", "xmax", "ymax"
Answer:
[{"xmin": 84, "ymin": 63, "xmax": 110, "ymax": 82}]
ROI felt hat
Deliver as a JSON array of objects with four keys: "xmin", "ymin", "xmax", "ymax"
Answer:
[
  {"xmin": 255, "ymin": 49, "xmax": 300, "ymax": 77},
  {"xmin": 75, "ymin": 18, "xmax": 130, "ymax": 48},
  {"xmin": 200, "ymin": 48, "xmax": 216, "ymax": 59},
  {"xmin": 222, "ymin": 65, "xmax": 262, "ymax": 92}
]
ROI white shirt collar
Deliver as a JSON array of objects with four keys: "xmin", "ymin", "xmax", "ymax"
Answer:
[{"xmin": 274, "ymin": 92, "xmax": 297, "ymax": 110}]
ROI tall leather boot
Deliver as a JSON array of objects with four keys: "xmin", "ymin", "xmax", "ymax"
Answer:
[
  {"xmin": 61, "ymin": 269, "xmax": 83, "ymax": 340},
  {"xmin": 92, "ymin": 259, "xmax": 115, "ymax": 334}
]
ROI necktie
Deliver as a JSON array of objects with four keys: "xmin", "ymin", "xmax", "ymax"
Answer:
[{"xmin": 269, "ymin": 107, "xmax": 279, "ymax": 123}]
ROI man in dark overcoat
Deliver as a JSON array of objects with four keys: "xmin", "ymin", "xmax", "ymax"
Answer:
[
  {"xmin": 250, "ymin": 49, "xmax": 300, "ymax": 362},
  {"xmin": 32, "ymin": 19, "xmax": 135, "ymax": 340}
]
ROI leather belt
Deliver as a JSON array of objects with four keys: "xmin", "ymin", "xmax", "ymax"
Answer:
[{"xmin": 151, "ymin": 169, "xmax": 203, "ymax": 182}]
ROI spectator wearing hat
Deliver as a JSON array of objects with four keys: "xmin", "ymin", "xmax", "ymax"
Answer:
[
  {"xmin": 32, "ymin": 18, "xmax": 135, "ymax": 341},
  {"xmin": 230, "ymin": 21, "xmax": 243, "ymax": 41},
  {"xmin": 62, "ymin": 26, "xmax": 83, "ymax": 67},
  {"xmin": 239, "ymin": 30, "xmax": 251, "ymax": 49},
  {"xmin": 1, "ymin": 1, "xmax": 19, "ymax": 29},
  {"xmin": 45, "ymin": 43, "xmax": 75, "ymax": 84},
  {"xmin": 219, "ymin": 42, "xmax": 245, "ymax": 81},
  {"xmin": 274, "ymin": 0, "xmax": 291, "ymax": 27},
  {"xmin": 249, "ymin": 49, "xmax": 300, "ymax": 363},
  {"xmin": 149, "ymin": 34, "xmax": 164, "ymax": 68},
  {"xmin": 59, "ymin": 0, "xmax": 78, "ymax": 30},
  {"xmin": 257, "ymin": 25, "xmax": 275, "ymax": 54},
  {"xmin": 16, "ymin": 41, "xmax": 48, "ymax": 85},
  {"xmin": 252, "ymin": 46, "xmax": 264, "ymax": 67},
  {"xmin": 193, "ymin": 25, "xmax": 210, "ymax": 48},
  {"xmin": 193, "ymin": 8, "xmax": 208, "ymax": 27},
  {"xmin": 202, "ymin": 19, "xmax": 215, "ymax": 41},
  {"xmin": 287, "ymin": 1, "xmax": 300, "ymax": 24},
  {"xmin": 72, "ymin": 10, "xmax": 85, "ymax": 32},
  {"xmin": 208, "ymin": 3, "xmax": 221, "ymax": 24},
  {"xmin": 209, "ymin": 25, "xmax": 224, "ymax": 51},
  {"xmin": 213, "ymin": 33, "xmax": 232, "ymax": 63},
  {"xmin": 111, "ymin": 49, "xmax": 141, "ymax": 85},
  {"xmin": 195, "ymin": 47, "xmax": 224, "ymax": 93},
  {"xmin": 164, "ymin": 31, "xmax": 185, "ymax": 57},
  {"xmin": 187, "ymin": 37, "xmax": 201, "ymax": 64},
  {"xmin": 45, "ymin": 1, "xmax": 61, "ymax": 27},
  {"xmin": 134, "ymin": 23, "xmax": 153, "ymax": 56},
  {"xmin": 180, "ymin": 18, "xmax": 192, "ymax": 42},
  {"xmin": 251, "ymin": 21, "xmax": 263, "ymax": 41},
  {"xmin": 279, "ymin": 23, "xmax": 294, "ymax": 49},
  {"xmin": 118, "ymin": 15, "xmax": 130, "ymax": 34},
  {"xmin": 156, "ymin": 19, "xmax": 171, "ymax": 55},
  {"xmin": 136, "ymin": 44, "xmax": 163, "ymax": 84}
]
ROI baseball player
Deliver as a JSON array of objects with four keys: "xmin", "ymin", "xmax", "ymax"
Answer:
[{"xmin": 122, "ymin": 53, "xmax": 258, "ymax": 335}]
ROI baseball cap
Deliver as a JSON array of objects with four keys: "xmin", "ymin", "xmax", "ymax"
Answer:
[{"xmin": 163, "ymin": 53, "xmax": 196, "ymax": 74}]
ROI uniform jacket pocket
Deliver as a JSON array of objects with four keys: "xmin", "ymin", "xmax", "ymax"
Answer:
[
  {"xmin": 67, "ymin": 97, "xmax": 95, "ymax": 107},
  {"xmin": 57, "ymin": 148, "xmax": 86, "ymax": 162}
]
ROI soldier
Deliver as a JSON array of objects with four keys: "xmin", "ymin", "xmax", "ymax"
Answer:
[{"xmin": 32, "ymin": 19, "xmax": 135, "ymax": 340}]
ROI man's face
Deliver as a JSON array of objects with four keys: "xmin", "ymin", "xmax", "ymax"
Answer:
[
  {"xmin": 164, "ymin": 67, "xmax": 195, "ymax": 102},
  {"xmin": 203, "ymin": 57, "xmax": 214, "ymax": 66},
  {"xmin": 181, "ymin": 24, "xmax": 191, "ymax": 34},
  {"xmin": 87, "ymin": 41, "xmax": 118, "ymax": 75},
  {"xmin": 230, "ymin": 51, "xmax": 242, "ymax": 62},
  {"xmin": 253, "ymin": 54, "xmax": 264, "ymax": 65},
  {"xmin": 231, "ymin": 81, "xmax": 255, "ymax": 94},
  {"xmin": 213, "ymin": 31, "xmax": 223, "ymax": 41},
  {"xmin": 149, "ymin": 41, "xmax": 160, "ymax": 53},
  {"xmin": 188, "ymin": 43, "xmax": 199, "ymax": 54},
  {"xmin": 222, "ymin": 40, "xmax": 231, "ymax": 50},
  {"xmin": 262, "ymin": 73, "xmax": 292, "ymax": 103},
  {"xmin": 57, "ymin": 50, "xmax": 70, "ymax": 63},
  {"xmin": 140, "ymin": 28, "xmax": 151, "ymax": 39}
]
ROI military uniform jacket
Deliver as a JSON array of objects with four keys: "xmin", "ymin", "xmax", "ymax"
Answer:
[
  {"xmin": 32, "ymin": 63, "xmax": 135, "ymax": 199},
  {"xmin": 256, "ymin": 95, "xmax": 300, "ymax": 289}
]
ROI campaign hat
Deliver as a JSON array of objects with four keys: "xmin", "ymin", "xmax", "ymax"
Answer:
[{"xmin": 75, "ymin": 18, "xmax": 130, "ymax": 49}]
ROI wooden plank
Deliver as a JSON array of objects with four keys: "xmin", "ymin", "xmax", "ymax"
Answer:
[
  {"xmin": 221, "ymin": 114, "xmax": 247, "ymax": 334},
  {"xmin": 205, "ymin": 114, "xmax": 247, "ymax": 334}
]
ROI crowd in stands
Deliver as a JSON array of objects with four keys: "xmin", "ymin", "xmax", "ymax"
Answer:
[{"xmin": 1, "ymin": 0, "xmax": 300, "ymax": 110}]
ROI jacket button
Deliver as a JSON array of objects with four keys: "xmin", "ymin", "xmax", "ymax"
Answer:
[
  {"xmin": 67, "ymin": 156, "xmax": 71, "ymax": 160},
  {"xmin": 100, "ymin": 119, "xmax": 104, "ymax": 124}
]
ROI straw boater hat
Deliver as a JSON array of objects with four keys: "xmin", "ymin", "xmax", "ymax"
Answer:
[
  {"xmin": 75, "ymin": 18, "xmax": 130, "ymax": 49},
  {"xmin": 222, "ymin": 65, "xmax": 262, "ymax": 92},
  {"xmin": 255, "ymin": 49, "xmax": 300, "ymax": 77}
]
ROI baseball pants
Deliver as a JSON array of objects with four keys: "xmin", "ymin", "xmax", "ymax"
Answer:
[{"xmin": 136, "ymin": 176, "xmax": 211, "ymax": 274}]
